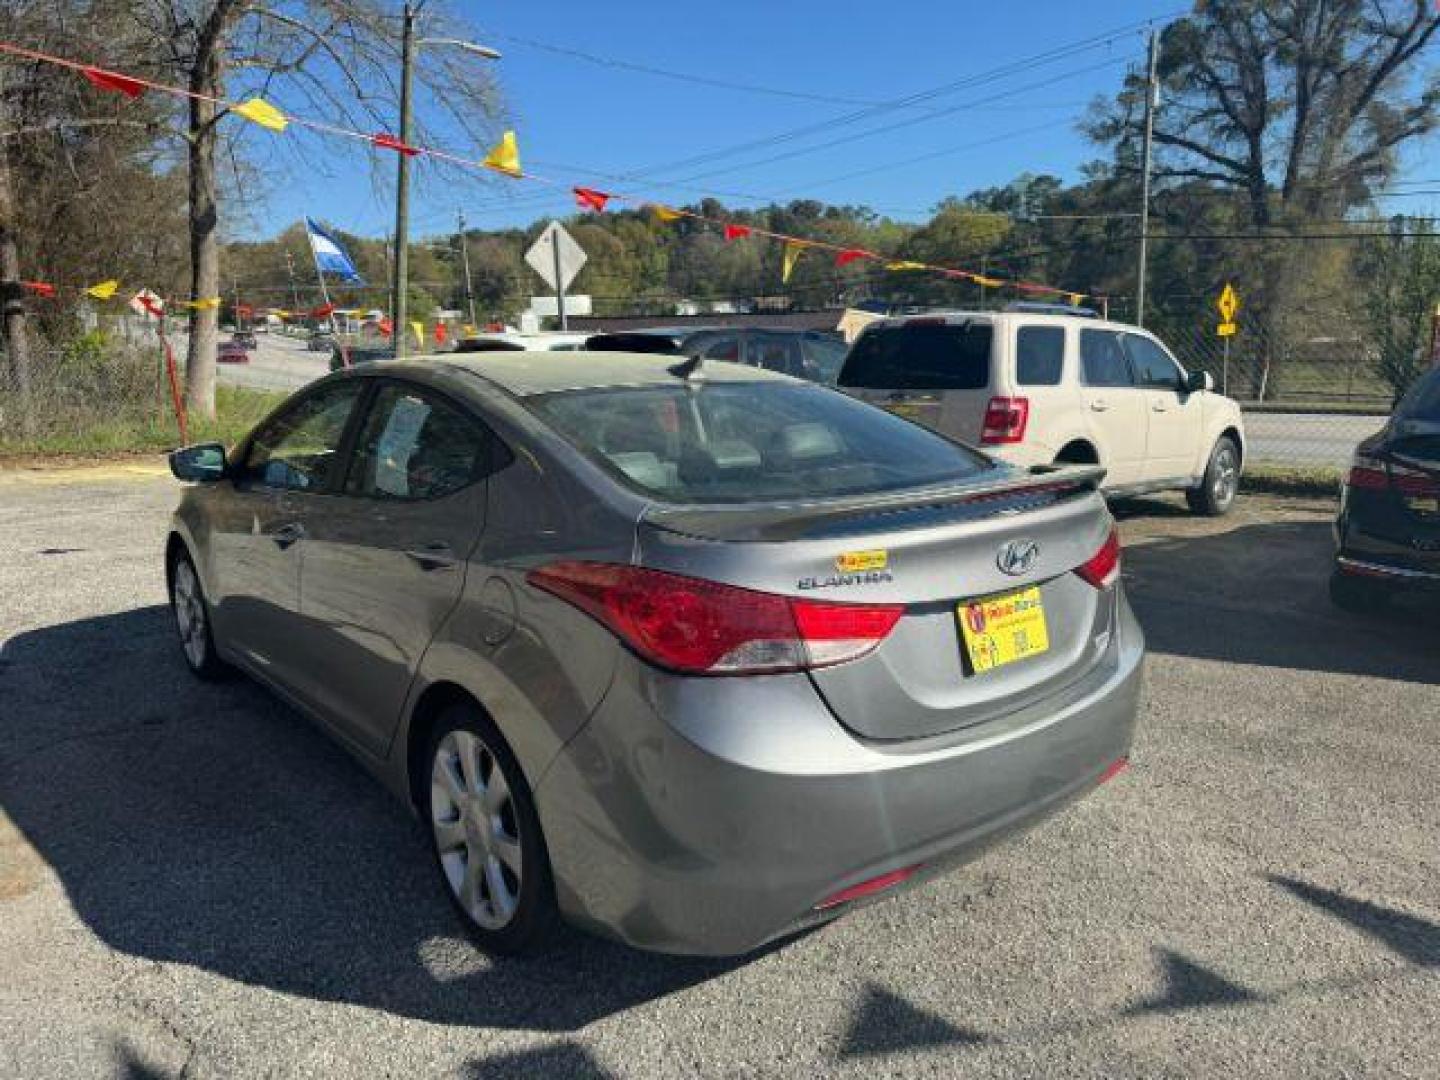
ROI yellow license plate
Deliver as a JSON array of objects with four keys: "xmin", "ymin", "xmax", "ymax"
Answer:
[{"xmin": 958, "ymin": 586, "xmax": 1049, "ymax": 674}]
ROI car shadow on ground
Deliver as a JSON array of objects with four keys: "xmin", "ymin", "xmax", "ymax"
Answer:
[
  {"xmin": 0, "ymin": 606, "xmax": 778, "ymax": 1030},
  {"xmin": 1115, "ymin": 509, "xmax": 1440, "ymax": 684}
]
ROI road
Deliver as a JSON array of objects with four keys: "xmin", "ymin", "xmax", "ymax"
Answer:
[
  {"xmin": 1, "ymin": 472, "xmax": 1436, "ymax": 1078},
  {"xmin": 212, "ymin": 345, "xmax": 1382, "ymax": 470}
]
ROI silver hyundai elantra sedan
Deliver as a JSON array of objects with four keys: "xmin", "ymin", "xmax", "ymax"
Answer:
[{"xmin": 165, "ymin": 351, "xmax": 1142, "ymax": 956}]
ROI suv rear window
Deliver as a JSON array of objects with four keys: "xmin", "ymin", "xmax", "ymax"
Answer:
[
  {"xmin": 838, "ymin": 322, "xmax": 993, "ymax": 390},
  {"xmin": 1016, "ymin": 326, "xmax": 1064, "ymax": 385},
  {"xmin": 528, "ymin": 382, "xmax": 994, "ymax": 504}
]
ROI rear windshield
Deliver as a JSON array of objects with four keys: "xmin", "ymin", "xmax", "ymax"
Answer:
[
  {"xmin": 528, "ymin": 382, "xmax": 995, "ymax": 504},
  {"xmin": 1396, "ymin": 369, "xmax": 1440, "ymax": 422},
  {"xmin": 838, "ymin": 321, "xmax": 993, "ymax": 390}
]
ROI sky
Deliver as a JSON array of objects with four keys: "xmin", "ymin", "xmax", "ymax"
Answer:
[{"xmin": 232, "ymin": 0, "xmax": 1439, "ymax": 242}]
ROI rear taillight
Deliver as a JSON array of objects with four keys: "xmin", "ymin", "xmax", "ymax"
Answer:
[
  {"xmin": 526, "ymin": 562, "xmax": 903, "ymax": 676},
  {"xmin": 1347, "ymin": 453, "xmax": 1440, "ymax": 497},
  {"xmin": 814, "ymin": 864, "xmax": 923, "ymax": 911},
  {"xmin": 980, "ymin": 396, "xmax": 1030, "ymax": 445},
  {"xmin": 1075, "ymin": 525, "xmax": 1121, "ymax": 589}
]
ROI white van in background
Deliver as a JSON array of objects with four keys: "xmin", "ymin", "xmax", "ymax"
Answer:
[{"xmin": 838, "ymin": 305, "xmax": 1246, "ymax": 515}]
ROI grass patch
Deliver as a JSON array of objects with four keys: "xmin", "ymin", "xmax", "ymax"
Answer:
[
  {"xmin": 0, "ymin": 384, "xmax": 284, "ymax": 460},
  {"xmin": 1243, "ymin": 463, "xmax": 1342, "ymax": 499}
]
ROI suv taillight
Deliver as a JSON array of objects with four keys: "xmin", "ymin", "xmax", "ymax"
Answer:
[
  {"xmin": 1075, "ymin": 526, "xmax": 1121, "ymax": 589},
  {"xmin": 526, "ymin": 562, "xmax": 904, "ymax": 676},
  {"xmin": 980, "ymin": 396, "xmax": 1030, "ymax": 445},
  {"xmin": 1347, "ymin": 453, "xmax": 1440, "ymax": 497}
]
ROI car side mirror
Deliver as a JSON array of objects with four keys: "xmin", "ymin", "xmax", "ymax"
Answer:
[
  {"xmin": 169, "ymin": 442, "xmax": 228, "ymax": 482},
  {"xmin": 1185, "ymin": 370, "xmax": 1213, "ymax": 394}
]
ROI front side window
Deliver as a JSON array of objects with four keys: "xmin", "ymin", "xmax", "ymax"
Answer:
[
  {"xmin": 242, "ymin": 381, "xmax": 364, "ymax": 491},
  {"xmin": 347, "ymin": 384, "xmax": 488, "ymax": 501},
  {"xmin": 1080, "ymin": 330, "xmax": 1134, "ymax": 388},
  {"xmin": 1016, "ymin": 326, "xmax": 1065, "ymax": 386},
  {"xmin": 839, "ymin": 322, "xmax": 993, "ymax": 390},
  {"xmin": 1124, "ymin": 334, "xmax": 1185, "ymax": 390},
  {"xmin": 528, "ymin": 382, "xmax": 995, "ymax": 504}
]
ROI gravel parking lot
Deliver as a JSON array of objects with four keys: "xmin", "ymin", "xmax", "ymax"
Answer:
[{"xmin": 1, "ymin": 468, "xmax": 1437, "ymax": 1078}]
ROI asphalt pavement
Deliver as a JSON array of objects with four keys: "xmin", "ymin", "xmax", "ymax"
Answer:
[{"xmin": 1, "ymin": 469, "xmax": 1436, "ymax": 1078}]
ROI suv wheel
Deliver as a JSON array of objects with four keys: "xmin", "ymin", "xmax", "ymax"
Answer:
[
  {"xmin": 1187, "ymin": 436, "xmax": 1240, "ymax": 516},
  {"xmin": 425, "ymin": 704, "xmax": 558, "ymax": 955}
]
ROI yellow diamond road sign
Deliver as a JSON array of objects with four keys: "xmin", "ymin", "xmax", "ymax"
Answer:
[{"xmin": 1217, "ymin": 283, "xmax": 1239, "ymax": 323}]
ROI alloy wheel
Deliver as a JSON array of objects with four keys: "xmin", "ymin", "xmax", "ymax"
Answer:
[
  {"xmin": 430, "ymin": 729, "xmax": 524, "ymax": 931},
  {"xmin": 172, "ymin": 560, "xmax": 209, "ymax": 669},
  {"xmin": 1212, "ymin": 444, "xmax": 1239, "ymax": 508}
]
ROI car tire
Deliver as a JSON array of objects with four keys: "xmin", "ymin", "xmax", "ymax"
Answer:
[
  {"xmin": 1328, "ymin": 569, "xmax": 1390, "ymax": 614},
  {"xmin": 168, "ymin": 549, "xmax": 228, "ymax": 680},
  {"xmin": 1186, "ymin": 436, "xmax": 1240, "ymax": 516},
  {"xmin": 425, "ymin": 703, "xmax": 559, "ymax": 956}
]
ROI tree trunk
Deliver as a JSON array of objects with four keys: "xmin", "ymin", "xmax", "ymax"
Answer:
[
  {"xmin": 183, "ymin": 24, "xmax": 227, "ymax": 421},
  {"xmin": 0, "ymin": 91, "xmax": 35, "ymax": 437}
]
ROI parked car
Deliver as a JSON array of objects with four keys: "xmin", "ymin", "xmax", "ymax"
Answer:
[
  {"xmin": 216, "ymin": 340, "xmax": 249, "ymax": 364},
  {"xmin": 838, "ymin": 306, "xmax": 1246, "ymax": 514},
  {"xmin": 328, "ymin": 342, "xmax": 392, "ymax": 372},
  {"xmin": 164, "ymin": 351, "xmax": 1142, "ymax": 956},
  {"xmin": 232, "ymin": 330, "xmax": 258, "ymax": 350},
  {"xmin": 308, "ymin": 332, "xmax": 336, "ymax": 353},
  {"xmin": 584, "ymin": 327, "xmax": 848, "ymax": 384},
  {"xmin": 453, "ymin": 331, "xmax": 591, "ymax": 353},
  {"xmin": 1330, "ymin": 364, "xmax": 1440, "ymax": 610}
]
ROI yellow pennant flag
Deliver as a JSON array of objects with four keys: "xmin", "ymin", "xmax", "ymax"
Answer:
[
  {"xmin": 86, "ymin": 279, "xmax": 120, "ymax": 300},
  {"xmin": 885, "ymin": 260, "xmax": 926, "ymax": 271},
  {"xmin": 482, "ymin": 131, "xmax": 521, "ymax": 176},
  {"xmin": 972, "ymin": 274, "xmax": 1004, "ymax": 288},
  {"xmin": 410, "ymin": 321, "xmax": 425, "ymax": 348},
  {"xmin": 183, "ymin": 297, "xmax": 222, "ymax": 310},
  {"xmin": 270, "ymin": 309, "xmax": 291, "ymax": 320},
  {"xmin": 233, "ymin": 97, "xmax": 288, "ymax": 133},
  {"xmin": 1067, "ymin": 292, "xmax": 1084, "ymax": 306},
  {"xmin": 781, "ymin": 241, "xmax": 806, "ymax": 284},
  {"xmin": 650, "ymin": 204, "xmax": 683, "ymax": 223}
]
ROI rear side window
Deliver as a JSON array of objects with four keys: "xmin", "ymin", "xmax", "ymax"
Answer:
[
  {"xmin": 1015, "ymin": 326, "xmax": 1065, "ymax": 386},
  {"xmin": 346, "ymin": 384, "xmax": 488, "ymax": 500},
  {"xmin": 528, "ymin": 382, "xmax": 993, "ymax": 504},
  {"xmin": 1080, "ymin": 330, "xmax": 1134, "ymax": 388},
  {"xmin": 839, "ymin": 322, "xmax": 993, "ymax": 390}
]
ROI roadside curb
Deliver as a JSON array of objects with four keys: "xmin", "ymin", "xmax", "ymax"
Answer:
[{"xmin": 0, "ymin": 459, "xmax": 170, "ymax": 485}]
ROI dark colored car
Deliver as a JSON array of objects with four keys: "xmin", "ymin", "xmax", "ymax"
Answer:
[
  {"xmin": 584, "ymin": 327, "xmax": 849, "ymax": 384},
  {"xmin": 1331, "ymin": 365, "xmax": 1440, "ymax": 610},
  {"xmin": 216, "ymin": 340, "xmax": 250, "ymax": 364},
  {"xmin": 232, "ymin": 331, "xmax": 258, "ymax": 350}
]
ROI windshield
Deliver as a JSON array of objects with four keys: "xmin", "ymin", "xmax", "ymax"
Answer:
[
  {"xmin": 839, "ymin": 321, "xmax": 993, "ymax": 390},
  {"xmin": 528, "ymin": 382, "xmax": 995, "ymax": 504}
]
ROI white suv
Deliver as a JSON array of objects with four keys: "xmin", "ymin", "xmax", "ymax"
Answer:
[{"xmin": 838, "ymin": 307, "xmax": 1246, "ymax": 515}]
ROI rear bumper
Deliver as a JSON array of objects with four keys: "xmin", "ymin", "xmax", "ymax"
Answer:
[
  {"xmin": 1335, "ymin": 499, "xmax": 1440, "ymax": 588},
  {"xmin": 534, "ymin": 590, "xmax": 1144, "ymax": 956}
]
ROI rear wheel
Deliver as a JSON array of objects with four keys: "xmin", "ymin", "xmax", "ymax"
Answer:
[
  {"xmin": 1187, "ymin": 436, "xmax": 1240, "ymax": 516},
  {"xmin": 1328, "ymin": 569, "xmax": 1391, "ymax": 614},
  {"xmin": 425, "ymin": 704, "xmax": 558, "ymax": 955}
]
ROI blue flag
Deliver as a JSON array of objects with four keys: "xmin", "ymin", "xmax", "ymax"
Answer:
[{"xmin": 305, "ymin": 217, "xmax": 364, "ymax": 284}]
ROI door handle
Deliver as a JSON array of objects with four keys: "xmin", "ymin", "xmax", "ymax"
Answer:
[
  {"xmin": 406, "ymin": 542, "xmax": 459, "ymax": 571},
  {"xmin": 1152, "ymin": 400, "xmax": 1169, "ymax": 412},
  {"xmin": 272, "ymin": 522, "xmax": 305, "ymax": 549},
  {"xmin": 1090, "ymin": 400, "xmax": 1109, "ymax": 412}
]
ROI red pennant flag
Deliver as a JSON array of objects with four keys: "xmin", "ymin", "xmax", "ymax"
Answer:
[
  {"xmin": 378, "ymin": 318, "xmax": 393, "ymax": 337},
  {"xmin": 81, "ymin": 66, "xmax": 145, "ymax": 99},
  {"xmin": 573, "ymin": 187, "xmax": 612, "ymax": 213},
  {"xmin": 372, "ymin": 132, "xmax": 420, "ymax": 157},
  {"xmin": 311, "ymin": 303, "xmax": 335, "ymax": 318},
  {"xmin": 723, "ymin": 224, "xmax": 751, "ymax": 241},
  {"xmin": 21, "ymin": 281, "xmax": 56, "ymax": 298},
  {"xmin": 434, "ymin": 322, "xmax": 448, "ymax": 344},
  {"xmin": 835, "ymin": 249, "xmax": 870, "ymax": 267},
  {"xmin": 236, "ymin": 304, "xmax": 254, "ymax": 318}
]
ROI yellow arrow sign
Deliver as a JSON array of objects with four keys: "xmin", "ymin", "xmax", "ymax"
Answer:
[{"xmin": 1217, "ymin": 283, "xmax": 1240, "ymax": 323}]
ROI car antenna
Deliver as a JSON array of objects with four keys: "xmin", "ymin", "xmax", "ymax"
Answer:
[{"xmin": 667, "ymin": 353, "xmax": 704, "ymax": 383}]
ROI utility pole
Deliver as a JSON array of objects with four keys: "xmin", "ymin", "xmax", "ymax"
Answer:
[
  {"xmin": 285, "ymin": 251, "xmax": 301, "ymax": 315},
  {"xmin": 457, "ymin": 208, "xmax": 477, "ymax": 328},
  {"xmin": 390, "ymin": 1, "xmax": 416, "ymax": 357},
  {"xmin": 1135, "ymin": 28, "xmax": 1159, "ymax": 328}
]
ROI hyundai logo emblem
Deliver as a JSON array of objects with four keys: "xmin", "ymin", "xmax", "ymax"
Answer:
[{"xmin": 996, "ymin": 539, "xmax": 1040, "ymax": 576}]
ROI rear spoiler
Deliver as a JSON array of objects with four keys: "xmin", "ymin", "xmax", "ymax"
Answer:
[{"xmin": 644, "ymin": 464, "xmax": 1107, "ymax": 543}]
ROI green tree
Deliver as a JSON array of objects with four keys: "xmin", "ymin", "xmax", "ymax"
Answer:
[{"xmin": 1355, "ymin": 219, "xmax": 1440, "ymax": 399}]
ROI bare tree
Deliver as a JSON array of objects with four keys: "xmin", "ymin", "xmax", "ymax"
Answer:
[{"xmin": 122, "ymin": 0, "xmax": 501, "ymax": 417}]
